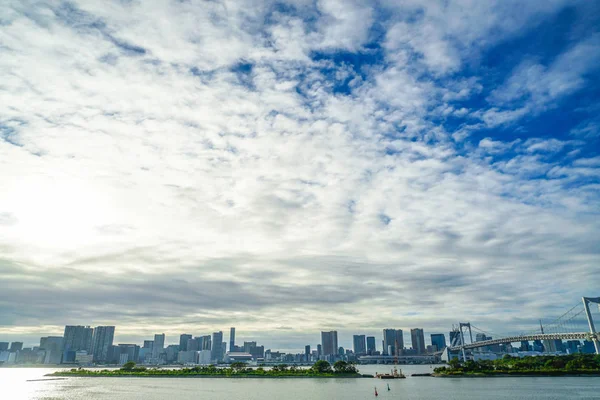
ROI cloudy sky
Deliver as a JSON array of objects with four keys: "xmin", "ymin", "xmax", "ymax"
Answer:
[{"xmin": 1, "ymin": 0, "xmax": 599, "ymax": 350}]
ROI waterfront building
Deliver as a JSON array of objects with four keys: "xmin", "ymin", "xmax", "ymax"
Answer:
[
  {"xmin": 383, "ymin": 329, "xmax": 403, "ymax": 356},
  {"xmin": 152, "ymin": 334, "xmax": 165, "ymax": 359},
  {"xmin": 187, "ymin": 338, "xmax": 200, "ymax": 351},
  {"xmin": 200, "ymin": 335, "xmax": 212, "ymax": 350},
  {"xmin": 198, "ymin": 349, "xmax": 212, "ymax": 364},
  {"xmin": 411, "ymin": 328, "xmax": 425, "ymax": 354},
  {"xmin": 229, "ymin": 327, "xmax": 236, "ymax": 354},
  {"xmin": 143, "ymin": 340, "xmax": 154, "ymax": 350},
  {"xmin": 431, "ymin": 334, "xmax": 446, "ymax": 351},
  {"xmin": 366, "ymin": 336, "xmax": 376, "ymax": 355},
  {"xmin": 9, "ymin": 342, "xmax": 23, "ymax": 352},
  {"xmin": 179, "ymin": 334, "xmax": 192, "ymax": 351},
  {"xmin": 353, "ymin": 335, "xmax": 366, "ymax": 355},
  {"xmin": 305, "ymin": 345, "xmax": 311, "ymax": 361},
  {"xmin": 320, "ymin": 331, "xmax": 338, "ymax": 356},
  {"xmin": 166, "ymin": 345, "xmax": 179, "ymax": 363},
  {"xmin": 177, "ymin": 350, "xmax": 197, "ymax": 364},
  {"xmin": 0, "ymin": 342, "xmax": 8, "ymax": 351},
  {"xmin": 91, "ymin": 326, "xmax": 115, "ymax": 363},
  {"xmin": 317, "ymin": 344, "xmax": 322, "ymax": 357},
  {"xmin": 40, "ymin": 336, "xmax": 64, "ymax": 364},
  {"xmin": 211, "ymin": 331, "xmax": 223, "ymax": 362},
  {"xmin": 63, "ymin": 326, "xmax": 93, "ymax": 363},
  {"xmin": 117, "ymin": 344, "xmax": 140, "ymax": 364},
  {"xmin": 74, "ymin": 350, "xmax": 93, "ymax": 365}
]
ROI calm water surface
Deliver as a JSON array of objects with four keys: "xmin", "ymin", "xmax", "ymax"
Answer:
[{"xmin": 2, "ymin": 365, "xmax": 600, "ymax": 399}]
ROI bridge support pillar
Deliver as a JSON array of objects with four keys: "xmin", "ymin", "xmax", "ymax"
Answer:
[{"xmin": 582, "ymin": 297, "xmax": 600, "ymax": 355}]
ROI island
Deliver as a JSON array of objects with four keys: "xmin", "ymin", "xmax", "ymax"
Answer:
[
  {"xmin": 47, "ymin": 360, "xmax": 370, "ymax": 378},
  {"xmin": 433, "ymin": 354, "xmax": 600, "ymax": 377}
]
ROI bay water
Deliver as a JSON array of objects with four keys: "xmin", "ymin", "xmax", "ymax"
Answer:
[{"xmin": 2, "ymin": 364, "xmax": 600, "ymax": 399}]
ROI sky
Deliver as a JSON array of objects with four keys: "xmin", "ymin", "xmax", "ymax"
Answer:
[{"xmin": 0, "ymin": 0, "xmax": 599, "ymax": 351}]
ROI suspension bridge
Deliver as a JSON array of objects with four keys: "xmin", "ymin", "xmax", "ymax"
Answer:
[{"xmin": 445, "ymin": 297, "xmax": 600, "ymax": 359}]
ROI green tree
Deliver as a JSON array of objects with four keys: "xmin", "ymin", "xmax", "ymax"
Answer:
[
  {"xmin": 333, "ymin": 361, "xmax": 358, "ymax": 374},
  {"xmin": 121, "ymin": 361, "xmax": 136, "ymax": 371},
  {"xmin": 230, "ymin": 362, "xmax": 246, "ymax": 371},
  {"xmin": 311, "ymin": 360, "xmax": 333, "ymax": 374},
  {"xmin": 447, "ymin": 358, "xmax": 461, "ymax": 370}
]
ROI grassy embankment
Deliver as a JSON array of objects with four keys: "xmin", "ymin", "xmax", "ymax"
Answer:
[
  {"xmin": 48, "ymin": 360, "xmax": 367, "ymax": 378},
  {"xmin": 433, "ymin": 354, "xmax": 600, "ymax": 377}
]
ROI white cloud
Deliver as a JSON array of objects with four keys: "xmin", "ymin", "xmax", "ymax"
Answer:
[{"xmin": 0, "ymin": 0, "xmax": 598, "ymax": 348}]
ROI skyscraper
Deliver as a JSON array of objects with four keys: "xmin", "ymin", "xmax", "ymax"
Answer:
[
  {"xmin": 187, "ymin": 338, "xmax": 199, "ymax": 351},
  {"xmin": 63, "ymin": 326, "xmax": 93, "ymax": 362},
  {"xmin": 201, "ymin": 335, "xmax": 212, "ymax": 350},
  {"xmin": 305, "ymin": 345, "xmax": 311, "ymax": 361},
  {"xmin": 91, "ymin": 326, "xmax": 115, "ymax": 362},
  {"xmin": 179, "ymin": 334, "xmax": 192, "ymax": 351},
  {"xmin": 353, "ymin": 335, "xmax": 366, "ymax": 355},
  {"xmin": 317, "ymin": 344, "xmax": 322, "ymax": 357},
  {"xmin": 229, "ymin": 327, "xmax": 236, "ymax": 353},
  {"xmin": 430, "ymin": 334, "xmax": 446, "ymax": 351},
  {"xmin": 9, "ymin": 342, "xmax": 23, "ymax": 352},
  {"xmin": 320, "ymin": 331, "xmax": 338, "ymax": 356},
  {"xmin": 411, "ymin": 328, "xmax": 425, "ymax": 354},
  {"xmin": 211, "ymin": 331, "xmax": 223, "ymax": 362},
  {"xmin": 383, "ymin": 329, "xmax": 403, "ymax": 356},
  {"xmin": 0, "ymin": 342, "xmax": 8, "ymax": 351},
  {"xmin": 366, "ymin": 336, "xmax": 376, "ymax": 355},
  {"xmin": 152, "ymin": 334, "xmax": 165, "ymax": 359},
  {"xmin": 39, "ymin": 336, "xmax": 64, "ymax": 364}
]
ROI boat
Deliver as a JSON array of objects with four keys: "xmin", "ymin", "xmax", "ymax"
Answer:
[{"xmin": 375, "ymin": 367, "xmax": 406, "ymax": 379}]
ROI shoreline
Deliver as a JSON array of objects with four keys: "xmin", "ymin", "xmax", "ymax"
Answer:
[
  {"xmin": 47, "ymin": 372, "xmax": 370, "ymax": 379},
  {"xmin": 433, "ymin": 372, "xmax": 600, "ymax": 378}
]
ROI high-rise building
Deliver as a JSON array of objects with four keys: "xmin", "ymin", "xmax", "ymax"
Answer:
[
  {"xmin": 411, "ymin": 328, "xmax": 425, "ymax": 354},
  {"xmin": 200, "ymin": 335, "xmax": 212, "ymax": 351},
  {"xmin": 320, "ymin": 331, "xmax": 338, "ymax": 356},
  {"xmin": 152, "ymin": 334, "xmax": 165, "ymax": 359},
  {"xmin": 91, "ymin": 326, "xmax": 115, "ymax": 363},
  {"xmin": 9, "ymin": 342, "xmax": 23, "ymax": 352},
  {"xmin": 353, "ymin": 335, "xmax": 366, "ymax": 355},
  {"xmin": 143, "ymin": 340, "xmax": 154, "ymax": 349},
  {"xmin": 63, "ymin": 326, "xmax": 93, "ymax": 362},
  {"xmin": 305, "ymin": 345, "xmax": 311, "ymax": 361},
  {"xmin": 366, "ymin": 336, "xmax": 376, "ymax": 355},
  {"xmin": 40, "ymin": 336, "xmax": 64, "ymax": 364},
  {"xmin": 475, "ymin": 333, "xmax": 488, "ymax": 342},
  {"xmin": 179, "ymin": 334, "xmax": 192, "ymax": 351},
  {"xmin": 430, "ymin": 334, "xmax": 446, "ymax": 351},
  {"xmin": 211, "ymin": 331, "xmax": 223, "ymax": 362},
  {"xmin": 117, "ymin": 344, "xmax": 140, "ymax": 364},
  {"xmin": 187, "ymin": 338, "xmax": 199, "ymax": 351},
  {"xmin": 0, "ymin": 342, "xmax": 8, "ymax": 351},
  {"xmin": 229, "ymin": 328, "xmax": 236, "ymax": 354},
  {"xmin": 383, "ymin": 329, "xmax": 403, "ymax": 356},
  {"xmin": 317, "ymin": 344, "xmax": 322, "ymax": 357}
]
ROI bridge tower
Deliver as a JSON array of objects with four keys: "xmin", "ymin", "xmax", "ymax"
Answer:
[
  {"xmin": 582, "ymin": 297, "xmax": 600, "ymax": 355},
  {"xmin": 458, "ymin": 322, "xmax": 473, "ymax": 361}
]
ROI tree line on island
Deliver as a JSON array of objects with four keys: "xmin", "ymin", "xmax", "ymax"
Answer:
[
  {"xmin": 50, "ymin": 360, "xmax": 362, "ymax": 377},
  {"xmin": 434, "ymin": 354, "xmax": 600, "ymax": 376}
]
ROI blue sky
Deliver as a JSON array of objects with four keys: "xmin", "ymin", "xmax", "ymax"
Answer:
[{"xmin": 0, "ymin": 0, "xmax": 599, "ymax": 349}]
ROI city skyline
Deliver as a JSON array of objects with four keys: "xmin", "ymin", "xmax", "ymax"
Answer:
[
  {"xmin": 1, "ymin": 0, "xmax": 599, "ymax": 348},
  {"xmin": 2, "ymin": 323, "xmax": 453, "ymax": 352}
]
